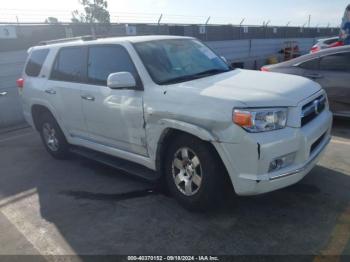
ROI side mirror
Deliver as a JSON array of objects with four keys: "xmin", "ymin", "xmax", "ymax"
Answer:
[
  {"xmin": 107, "ymin": 72, "xmax": 136, "ymax": 89},
  {"xmin": 221, "ymin": 56, "xmax": 228, "ymax": 63}
]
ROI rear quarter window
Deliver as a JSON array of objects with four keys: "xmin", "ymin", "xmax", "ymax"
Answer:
[
  {"xmin": 324, "ymin": 38, "xmax": 338, "ymax": 45},
  {"xmin": 25, "ymin": 49, "xmax": 49, "ymax": 77},
  {"xmin": 298, "ymin": 58, "xmax": 320, "ymax": 70},
  {"xmin": 320, "ymin": 52, "xmax": 350, "ymax": 72}
]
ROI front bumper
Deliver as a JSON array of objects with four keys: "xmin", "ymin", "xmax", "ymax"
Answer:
[{"xmin": 213, "ymin": 109, "xmax": 332, "ymax": 196}]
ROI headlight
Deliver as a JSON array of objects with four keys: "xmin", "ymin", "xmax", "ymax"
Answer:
[{"xmin": 233, "ymin": 108, "xmax": 287, "ymax": 133}]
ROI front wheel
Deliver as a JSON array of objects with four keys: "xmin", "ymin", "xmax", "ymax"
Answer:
[{"xmin": 164, "ymin": 134, "xmax": 226, "ymax": 211}]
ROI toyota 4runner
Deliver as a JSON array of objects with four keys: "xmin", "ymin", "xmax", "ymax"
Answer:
[{"xmin": 18, "ymin": 35, "xmax": 332, "ymax": 210}]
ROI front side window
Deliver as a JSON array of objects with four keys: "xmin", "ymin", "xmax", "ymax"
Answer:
[
  {"xmin": 25, "ymin": 49, "xmax": 49, "ymax": 77},
  {"xmin": 298, "ymin": 58, "xmax": 320, "ymax": 70},
  {"xmin": 51, "ymin": 47, "xmax": 85, "ymax": 82},
  {"xmin": 320, "ymin": 53, "xmax": 350, "ymax": 72},
  {"xmin": 134, "ymin": 39, "xmax": 230, "ymax": 85},
  {"xmin": 87, "ymin": 45, "xmax": 140, "ymax": 86}
]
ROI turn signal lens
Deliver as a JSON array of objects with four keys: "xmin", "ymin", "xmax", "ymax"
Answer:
[
  {"xmin": 233, "ymin": 108, "xmax": 287, "ymax": 133},
  {"xmin": 233, "ymin": 111, "xmax": 252, "ymax": 127}
]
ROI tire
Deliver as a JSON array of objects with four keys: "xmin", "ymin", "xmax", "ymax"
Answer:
[
  {"xmin": 164, "ymin": 134, "xmax": 226, "ymax": 211},
  {"xmin": 39, "ymin": 112, "xmax": 70, "ymax": 159}
]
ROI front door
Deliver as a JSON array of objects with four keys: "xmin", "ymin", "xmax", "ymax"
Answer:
[{"xmin": 81, "ymin": 45, "xmax": 147, "ymax": 156}]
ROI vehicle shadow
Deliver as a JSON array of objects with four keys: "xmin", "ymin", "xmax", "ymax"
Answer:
[
  {"xmin": 332, "ymin": 117, "xmax": 350, "ymax": 139},
  {"xmin": 34, "ymin": 161, "xmax": 350, "ymax": 256}
]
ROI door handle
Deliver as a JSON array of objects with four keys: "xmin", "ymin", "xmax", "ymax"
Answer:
[
  {"xmin": 81, "ymin": 95, "xmax": 95, "ymax": 101},
  {"xmin": 0, "ymin": 91, "xmax": 7, "ymax": 96},
  {"xmin": 304, "ymin": 73, "xmax": 323, "ymax": 79},
  {"xmin": 45, "ymin": 89, "xmax": 56, "ymax": 95}
]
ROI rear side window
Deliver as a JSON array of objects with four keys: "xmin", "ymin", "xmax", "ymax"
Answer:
[
  {"xmin": 324, "ymin": 38, "xmax": 338, "ymax": 45},
  {"xmin": 51, "ymin": 47, "xmax": 85, "ymax": 82},
  {"xmin": 320, "ymin": 53, "xmax": 350, "ymax": 72},
  {"xmin": 25, "ymin": 49, "xmax": 49, "ymax": 77},
  {"xmin": 299, "ymin": 58, "xmax": 320, "ymax": 70},
  {"xmin": 87, "ymin": 45, "xmax": 140, "ymax": 86}
]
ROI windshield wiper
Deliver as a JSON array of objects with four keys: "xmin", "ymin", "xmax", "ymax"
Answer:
[
  {"xmin": 192, "ymin": 68, "xmax": 230, "ymax": 77},
  {"xmin": 159, "ymin": 68, "xmax": 230, "ymax": 85}
]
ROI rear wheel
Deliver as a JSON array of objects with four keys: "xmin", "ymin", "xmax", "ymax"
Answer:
[
  {"xmin": 39, "ymin": 112, "xmax": 70, "ymax": 159},
  {"xmin": 164, "ymin": 134, "xmax": 226, "ymax": 211}
]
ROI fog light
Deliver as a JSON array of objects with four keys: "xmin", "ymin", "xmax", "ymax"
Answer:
[{"xmin": 268, "ymin": 153, "xmax": 296, "ymax": 172}]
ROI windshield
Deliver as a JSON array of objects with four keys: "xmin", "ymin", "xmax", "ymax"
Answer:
[{"xmin": 133, "ymin": 39, "xmax": 231, "ymax": 85}]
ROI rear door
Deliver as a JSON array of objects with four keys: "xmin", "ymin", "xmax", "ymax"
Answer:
[
  {"xmin": 315, "ymin": 52, "xmax": 350, "ymax": 116},
  {"xmin": 48, "ymin": 46, "xmax": 89, "ymax": 138}
]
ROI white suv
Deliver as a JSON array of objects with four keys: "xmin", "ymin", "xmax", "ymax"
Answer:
[{"xmin": 18, "ymin": 35, "xmax": 332, "ymax": 210}]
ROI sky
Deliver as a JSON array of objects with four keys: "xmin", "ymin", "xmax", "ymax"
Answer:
[{"xmin": 0, "ymin": 0, "xmax": 349, "ymax": 27}]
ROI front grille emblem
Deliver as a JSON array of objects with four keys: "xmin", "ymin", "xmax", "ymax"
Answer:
[{"xmin": 313, "ymin": 99, "xmax": 320, "ymax": 114}]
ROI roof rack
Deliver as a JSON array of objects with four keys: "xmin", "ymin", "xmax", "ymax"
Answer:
[{"xmin": 38, "ymin": 35, "xmax": 97, "ymax": 46}]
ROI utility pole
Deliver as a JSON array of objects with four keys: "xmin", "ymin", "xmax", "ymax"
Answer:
[
  {"xmin": 157, "ymin": 14, "xmax": 163, "ymax": 35},
  {"xmin": 308, "ymin": 15, "xmax": 311, "ymax": 27},
  {"xmin": 16, "ymin": 15, "xmax": 21, "ymax": 35},
  {"xmin": 205, "ymin": 16, "xmax": 210, "ymax": 41},
  {"xmin": 264, "ymin": 20, "xmax": 270, "ymax": 38},
  {"xmin": 240, "ymin": 18, "xmax": 245, "ymax": 25},
  {"xmin": 285, "ymin": 21, "xmax": 291, "ymax": 38},
  {"xmin": 205, "ymin": 16, "xmax": 211, "ymax": 25},
  {"xmin": 239, "ymin": 18, "xmax": 245, "ymax": 39},
  {"xmin": 157, "ymin": 14, "xmax": 163, "ymax": 25}
]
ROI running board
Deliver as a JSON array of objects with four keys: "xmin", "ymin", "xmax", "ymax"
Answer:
[{"xmin": 70, "ymin": 146, "xmax": 159, "ymax": 181}]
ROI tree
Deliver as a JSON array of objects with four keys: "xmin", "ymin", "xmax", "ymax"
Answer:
[
  {"xmin": 45, "ymin": 17, "xmax": 59, "ymax": 24},
  {"xmin": 71, "ymin": 0, "xmax": 110, "ymax": 24}
]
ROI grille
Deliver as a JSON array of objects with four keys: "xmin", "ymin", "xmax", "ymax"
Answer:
[{"xmin": 301, "ymin": 95, "xmax": 326, "ymax": 126}]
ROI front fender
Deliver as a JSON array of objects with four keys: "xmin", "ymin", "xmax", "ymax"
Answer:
[
  {"xmin": 158, "ymin": 119, "xmax": 219, "ymax": 142},
  {"xmin": 146, "ymin": 118, "xmax": 219, "ymax": 165}
]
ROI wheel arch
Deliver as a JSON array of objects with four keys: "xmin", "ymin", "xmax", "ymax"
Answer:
[
  {"xmin": 31, "ymin": 104, "xmax": 56, "ymax": 131},
  {"xmin": 154, "ymin": 120, "xmax": 226, "ymax": 178}
]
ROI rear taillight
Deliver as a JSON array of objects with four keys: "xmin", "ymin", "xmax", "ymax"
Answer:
[
  {"xmin": 329, "ymin": 41, "xmax": 344, "ymax": 48},
  {"xmin": 310, "ymin": 45, "xmax": 320, "ymax": 53},
  {"xmin": 261, "ymin": 67, "xmax": 270, "ymax": 72},
  {"xmin": 16, "ymin": 78, "xmax": 24, "ymax": 88}
]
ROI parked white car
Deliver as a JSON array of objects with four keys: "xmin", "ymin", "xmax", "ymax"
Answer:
[
  {"xmin": 310, "ymin": 36, "xmax": 343, "ymax": 53},
  {"xmin": 18, "ymin": 35, "xmax": 332, "ymax": 210}
]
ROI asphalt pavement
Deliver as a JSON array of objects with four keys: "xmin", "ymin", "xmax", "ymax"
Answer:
[{"xmin": 0, "ymin": 119, "xmax": 349, "ymax": 259}]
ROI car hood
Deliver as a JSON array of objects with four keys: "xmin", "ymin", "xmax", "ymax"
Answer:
[{"xmin": 171, "ymin": 69, "xmax": 321, "ymax": 107}]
